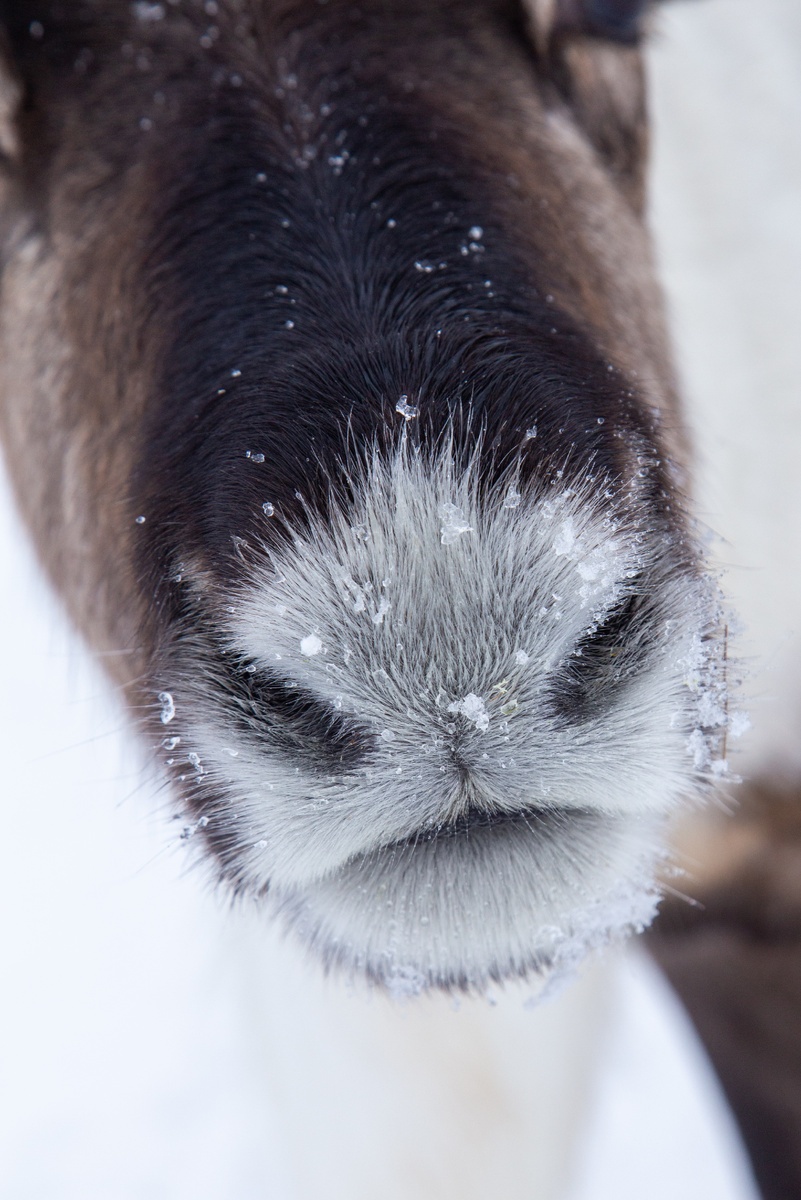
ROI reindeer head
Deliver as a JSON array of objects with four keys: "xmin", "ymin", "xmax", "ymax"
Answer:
[{"xmin": 0, "ymin": 0, "xmax": 728, "ymax": 992}]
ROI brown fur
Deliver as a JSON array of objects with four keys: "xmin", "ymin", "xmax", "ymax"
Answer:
[
  {"xmin": 651, "ymin": 782, "xmax": 801, "ymax": 1199},
  {"xmin": 0, "ymin": 0, "xmax": 681, "ymax": 704}
]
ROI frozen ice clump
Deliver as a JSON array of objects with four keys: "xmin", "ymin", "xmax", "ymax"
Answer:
[
  {"xmin": 439, "ymin": 502, "xmax": 473, "ymax": 545},
  {"xmin": 158, "ymin": 691, "xmax": 175, "ymax": 724},
  {"xmin": 395, "ymin": 395, "xmax": 418, "ymax": 422},
  {"xmin": 687, "ymin": 727, "xmax": 711, "ymax": 771},
  {"xmin": 448, "ymin": 693, "xmax": 490, "ymax": 732},
  {"xmin": 575, "ymin": 540, "xmax": 630, "ymax": 610},
  {"xmin": 682, "ymin": 634, "xmax": 707, "ymax": 692},
  {"xmin": 697, "ymin": 690, "xmax": 727, "ymax": 729},
  {"xmin": 681, "ymin": 616, "xmax": 737, "ymax": 776},
  {"xmin": 502, "ymin": 487, "xmax": 522, "ymax": 510},
  {"xmin": 552, "ymin": 519, "xmax": 577, "ymax": 557},
  {"xmin": 372, "ymin": 596, "xmax": 391, "ymax": 626},
  {"xmin": 300, "ymin": 634, "xmax": 323, "ymax": 656},
  {"xmin": 728, "ymin": 712, "xmax": 751, "ymax": 739},
  {"xmin": 383, "ymin": 964, "xmax": 426, "ymax": 1000}
]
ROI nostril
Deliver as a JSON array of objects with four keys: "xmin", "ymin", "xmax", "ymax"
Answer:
[
  {"xmin": 222, "ymin": 660, "xmax": 375, "ymax": 771},
  {"xmin": 548, "ymin": 589, "xmax": 653, "ymax": 722}
]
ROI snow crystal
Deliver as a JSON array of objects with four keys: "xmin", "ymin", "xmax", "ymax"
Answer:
[
  {"xmin": 372, "ymin": 596, "xmax": 391, "ymax": 625},
  {"xmin": 468, "ymin": 225, "xmax": 483, "ymax": 241},
  {"xmin": 439, "ymin": 502, "xmax": 473, "ymax": 545},
  {"xmin": 447, "ymin": 693, "xmax": 490, "ymax": 732},
  {"xmin": 380, "ymin": 729, "xmax": 396, "ymax": 743},
  {"xmin": 246, "ymin": 450, "xmax": 265, "ymax": 463},
  {"xmin": 384, "ymin": 964, "xmax": 426, "ymax": 1000},
  {"xmin": 300, "ymin": 634, "xmax": 322, "ymax": 656},
  {"xmin": 686, "ymin": 728, "xmax": 709, "ymax": 770},
  {"xmin": 336, "ymin": 571, "xmax": 368, "ymax": 614},
  {"xmin": 514, "ymin": 650, "xmax": 530, "ymax": 666},
  {"xmin": 541, "ymin": 492, "xmax": 573, "ymax": 521},
  {"xmin": 524, "ymin": 426, "xmax": 537, "ymax": 440},
  {"xmin": 262, "ymin": 501, "xmax": 275, "ymax": 516},
  {"xmin": 158, "ymin": 691, "xmax": 175, "ymax": 724},
  {"xmin": 697, "ymin": 690, "xmax": 727, "ymax": 728},
  {"xmin": 574, "ymin": 541, "xmax": 627, "ymax": 609},
  {"xmin": 502, "ymin": 487, "xmax": 522, "ymax": 510},
  {"xmin": 552, "ymin": 519, "xmax": 577, "ymax": 557},
  {"xmin": 395, "ymin": 395, "xmax": 418, "ymax": 422},
  {"xmin": 729, "ymin": 711, "xmax": 751, "ymax": 739}
]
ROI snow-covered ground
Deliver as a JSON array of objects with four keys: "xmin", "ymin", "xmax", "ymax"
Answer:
[{"xmin": 2, "ymin": 1, "xmax": 798, "ymax": 1195}]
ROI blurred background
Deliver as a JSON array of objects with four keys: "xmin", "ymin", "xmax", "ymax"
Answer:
[
  {"xmin": 647, "ymin": 3, "xmax": 801, "ymax": 1197},
  {"xmin": 0, "ymin": 1, "xmax": 799, "ymax": 1196}
]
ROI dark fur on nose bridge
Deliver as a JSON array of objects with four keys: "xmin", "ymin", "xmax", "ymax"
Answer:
[{"xmin": 132, "ymin": 60, "xmax": 666, "ymax": 593}]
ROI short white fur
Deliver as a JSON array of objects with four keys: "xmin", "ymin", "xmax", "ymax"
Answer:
[{"xmin": 167, "ymin": 440, "xmax": 726, "ymax": 991}]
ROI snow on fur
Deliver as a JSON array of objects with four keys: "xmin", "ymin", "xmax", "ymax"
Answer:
[{"xmin": 166, "ymin": 442, "xmax": 727, "ymax": 992}]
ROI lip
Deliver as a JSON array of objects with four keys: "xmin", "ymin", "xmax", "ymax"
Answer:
[
  {"xmin": 362, "ymin": 804, "xmax": 565, "ymax": 849},
  {"xmin": 269, "ymin": 805, "xmax": 663, "ymax": 994}
]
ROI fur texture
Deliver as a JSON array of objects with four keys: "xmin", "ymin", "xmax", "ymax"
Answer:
[
  {"xmin": 0, "ymin": 0, "xmax": 727, "ymax": 991},
  {"xmin": 159, "ymin": 439, "xmax": 724, "ymax": 991}
]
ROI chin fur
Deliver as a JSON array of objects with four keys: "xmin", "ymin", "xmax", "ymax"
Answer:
[
  {"xmin": 154, "ymin": 440, "xmax": 728, "ymax": 993},
  {"xmin": 270, "ymin": 809, "xmax": 666, "ymax": 996}
]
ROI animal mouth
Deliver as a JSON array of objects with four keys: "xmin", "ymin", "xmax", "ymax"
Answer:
[
  {"xmin": 374, "ymin": 804, "xmax": 548, "ymax": 848},
  {"xmin": 267, "ymin": 803, "xmax": 663, "ymax": 995},
  {"xmin": 164, "ymin": 458, "xmax": 724, "ymax": 992}
]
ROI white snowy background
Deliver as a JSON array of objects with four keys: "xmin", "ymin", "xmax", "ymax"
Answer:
[{"xmin": 2, "ymin": 0, "xmax": 799, "ymax": 1195}]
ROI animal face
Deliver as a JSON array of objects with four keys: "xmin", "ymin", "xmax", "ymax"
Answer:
[{"xmin": 0, "ymin": 0, "xmax": 729, "ymax": 992}]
